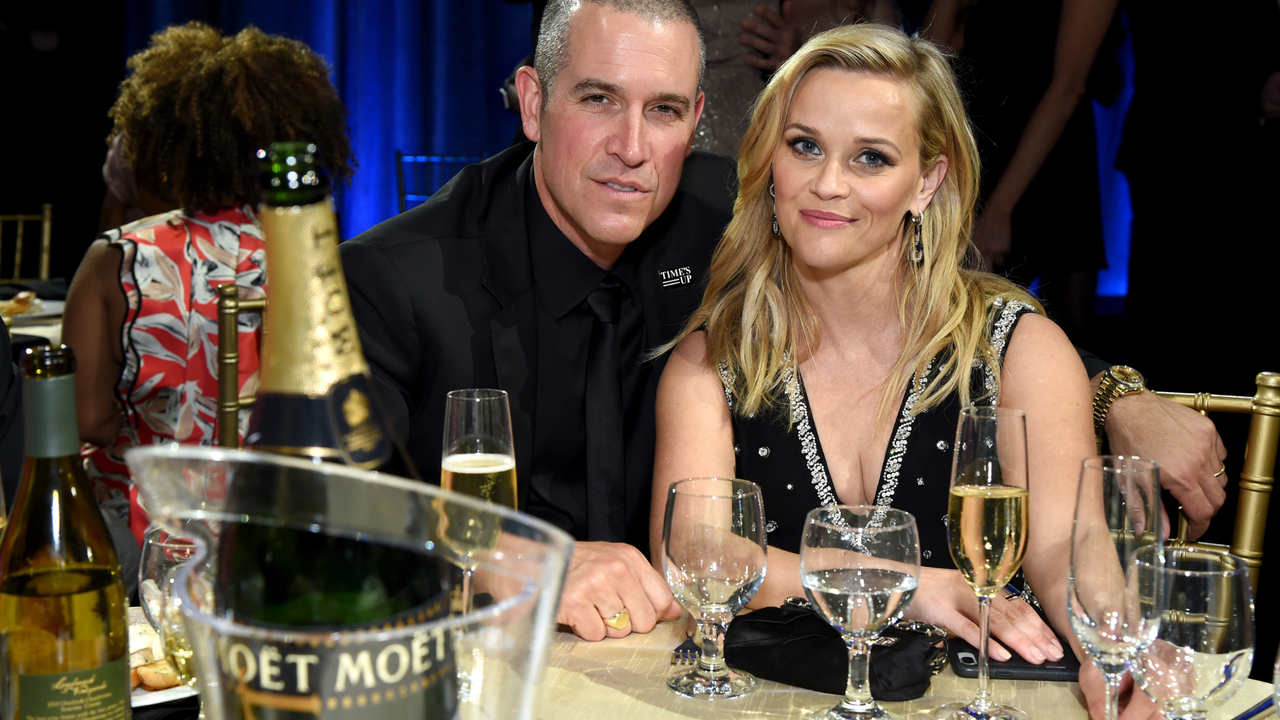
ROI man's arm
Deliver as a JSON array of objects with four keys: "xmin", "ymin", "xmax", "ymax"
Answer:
[
  {"xmin": 340, "ymin": 237, "xmax": 420, "ymax": 447},
  {"xmin": 1079, "ymin": 347, "xmax": 1227, "ymax": 540}
]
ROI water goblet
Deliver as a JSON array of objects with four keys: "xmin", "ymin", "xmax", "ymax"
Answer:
[
  {"xmin": 1131, "ymin": 545, "xmax": 1254, "ymax": 720},
  {"xmin": 934, "ymin": 406, "xmax": 1030, "ymax": 720},
  {"xmin": 800, "ymin": 506, "xmax": 921, "ymax": 720},
  {"xmin": 1068, "ymin": 455, "xmax": 1163, "ymax": 720},
  {"xmin": 662, "ymin": 477, "xmax": 767, "ymax": 699}
]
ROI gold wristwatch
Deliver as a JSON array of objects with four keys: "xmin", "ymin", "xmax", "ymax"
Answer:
[{"xmin": 1093, "ymin": 365, "xmax": 1147, "ymax": 438}]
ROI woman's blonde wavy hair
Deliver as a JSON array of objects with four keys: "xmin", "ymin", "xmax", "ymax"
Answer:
[{"xmin": 668, "ymin": 23, "xmax": 1039, "ymax": 419}]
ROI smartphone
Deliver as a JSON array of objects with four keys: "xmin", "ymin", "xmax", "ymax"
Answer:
[{"xmin": 948, "ymin": 636, "xmax": 1081, "ymax": 682}]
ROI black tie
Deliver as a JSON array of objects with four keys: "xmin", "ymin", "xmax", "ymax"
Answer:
[{"xmin": 585, "ymin": 275, "xmax": 626, "ymax": 542}]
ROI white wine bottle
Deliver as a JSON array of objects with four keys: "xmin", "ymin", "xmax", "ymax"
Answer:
[{"xmin": 0, "ymin": 345, "xmax": 130, "ymax": 719}]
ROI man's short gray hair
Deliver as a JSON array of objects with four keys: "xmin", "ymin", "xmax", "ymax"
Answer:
[{"xmin": 534, "ymin": 0, "xmax": 706, "ymax": 106}]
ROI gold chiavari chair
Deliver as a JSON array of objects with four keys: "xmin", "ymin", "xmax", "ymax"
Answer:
[
  {"xmin": 1155, "ymin": 372, "xmax": 1280, "ymax": 595},
  {"xmin": 0, "ymin": 203, "xmax": 52, "ymax": 280},
  {"xmin": 216, "ymin": 283, "xmax": 266, "ymax": 449}
]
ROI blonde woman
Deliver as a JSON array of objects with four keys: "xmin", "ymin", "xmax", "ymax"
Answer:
[{"xmin": 650, "ymin": 23, "xmax": 1125, "ymax": 713}]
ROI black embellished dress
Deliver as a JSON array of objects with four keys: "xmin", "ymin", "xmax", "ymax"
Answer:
[{"xmin": 724, "ymin": 299, "xmax": 1037, "ymax": 567}]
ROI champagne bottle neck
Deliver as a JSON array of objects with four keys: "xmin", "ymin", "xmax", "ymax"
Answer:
[
  {"xmin": 23, "ymin": 375, "xmax": 79, "ymax": 459},
  {"xmin": 257, "ymin": 199, "xmax": 370, "ymax": 396}
]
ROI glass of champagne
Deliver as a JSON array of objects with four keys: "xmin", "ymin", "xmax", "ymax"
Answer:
[
  {"xmin": 935, "ymin": 406, "xmax": 1030, "ymax": 720},
  {"xmin": 801, "ymin": 506, "xmax": 921, "ymax": 720},
  {"xmin": 139, "ymin": 523, "xmax": 204, "ymax": 716},
  {"xmin": 1068, "ymin": 456, "xmax": 1163, "ymax": 720},
  {"xmin": 662, "ymin": 477, "xmax": 767, "ymax": 699},
  {"xmin": 440, "ymin": 388, "xmax": 517, "ymax": 608},
  {"xmin": 1130, "ymin": 545, "xmax": 1254, "ymax": 720}
]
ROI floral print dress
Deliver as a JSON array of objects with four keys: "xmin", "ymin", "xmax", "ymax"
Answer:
[{"xmin": 84, "ymin": 205, "xmax": 267, "ymax": 541}]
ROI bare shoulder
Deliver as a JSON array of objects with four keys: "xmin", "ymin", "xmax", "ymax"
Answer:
[
  {"xmin": 1003, "ymin": 313, "xmax": 1088, "ymax": 386},
  {"xmin": 660, "ymin": 331, "xmax": 719, "ymax": 390},
  {"xmin": 1000, "ymin": 312, "xmax": 1092, "ymax": 437}
]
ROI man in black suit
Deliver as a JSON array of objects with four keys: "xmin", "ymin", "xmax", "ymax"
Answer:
[{"xmin": 341, "ymin": 0, "xmax": 724, "ymax": 640}]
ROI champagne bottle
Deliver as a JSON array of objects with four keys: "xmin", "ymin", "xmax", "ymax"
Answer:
[
  {"xmin": 246, "ymin": 141, "xmax": 416, "ymax": 478},
  {"xmin": 211, "ymin": 142, "xmax": 455, "ymax": 719},
  {"xmin": 0, "ymin": 346, "xmax": 130, "ymax": 720}
]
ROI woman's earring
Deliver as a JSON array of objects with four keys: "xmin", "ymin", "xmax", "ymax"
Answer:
[
  {"xmin": 909, "ymin": 212, "xmax": 924, "ymax": 263},
  {"xmin": 770, "ymin": 182, "xmax": 779, "ymax": 236}
]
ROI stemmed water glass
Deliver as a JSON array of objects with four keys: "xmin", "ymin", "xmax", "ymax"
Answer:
[
  {"xmin": 801, "ymin": 506, "xmax": 921, "ymax": 720},
  {"xmin": 662, "ymin": 477, "xmax": 767, "ymax": 699},
  {"xmin": 934, "ymin": 406, "xmax": 1030, "ymax": 720},
  {"xmin": 1130, "ymin": 545, "xmax": 1254, "ymax": 719},
  {"xmin": 1068, "ymin": 455, "xmax": 1163, "ymax": 720}
]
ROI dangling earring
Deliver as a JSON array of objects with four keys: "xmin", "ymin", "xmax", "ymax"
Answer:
[
  {"xmin": 909, "ymin": 212, "xmax": 924, "ymax": 264},
  {"xmin": 770, "ymin": 182, "xmax": 779, "ymax": 236}
]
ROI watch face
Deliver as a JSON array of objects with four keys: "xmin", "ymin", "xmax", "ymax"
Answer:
[{"xmin": 1112, "ymin": 366, "xmax": 1144, "ymax": 386}]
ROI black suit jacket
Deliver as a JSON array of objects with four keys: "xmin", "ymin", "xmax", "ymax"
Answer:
[{"xmin": 341, "ymin": 142, "xmax": 736, "ymax": 544}]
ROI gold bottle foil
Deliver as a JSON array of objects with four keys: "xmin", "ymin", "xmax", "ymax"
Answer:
[{"xmin": 258, "ymin": 201, "xmax": 369, "ymax": 396}]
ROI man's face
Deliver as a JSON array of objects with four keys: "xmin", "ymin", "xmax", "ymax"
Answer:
[{"xmin": 518, "ymin": 4, "xmax": 704, "ymax": 267}]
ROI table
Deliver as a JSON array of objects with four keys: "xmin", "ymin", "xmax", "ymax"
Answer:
[{"xmin": 539, "ymin": 617, "xmax": 1275, "ymax": 719}]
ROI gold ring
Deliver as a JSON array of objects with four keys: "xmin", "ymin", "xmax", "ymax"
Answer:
[
  {"xmin": 1214, "ymin": 463, "xmax": 1227, "ymax": 477},
  {"xmin": 603, "ymin": 609, "xmax": 630, "ymax": 630}
]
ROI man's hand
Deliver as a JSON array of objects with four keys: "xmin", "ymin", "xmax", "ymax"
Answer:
[
  {"xmin": 905, "ymin": 567, "xmax": 1065, "ymax": 664},
  {"xmin": 740, "ymin": 2, "xmax": 802, "ymax": 73},
  {"xmin": 1079, "ymin": 661, "xmax": 1163, "ymax": 719},
  {"xmin": 1105, "ymin": 390, "xmax": 1227, "ymax": 540},
  {"xmin": 558, "ymin": 541, "xmax": 682, "ymax": 641}
]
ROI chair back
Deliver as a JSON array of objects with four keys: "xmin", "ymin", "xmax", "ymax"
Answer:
[
  {"xmin": 395, "ymin": 151, "xmax": 486, "ymax": 213},
  {"xmin": 216, "ymin": 283, "xmax": 267, "ymax": 448},
  {"xmin": 0, "ymin": 203, "xmax": 52, "ymax": 280},
  {"xmin": 1158, "ymin": 371, "xmax": 1280, "ymax": 594}
]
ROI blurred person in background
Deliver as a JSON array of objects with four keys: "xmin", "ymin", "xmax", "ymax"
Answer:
[{"xmin": 62, "ymin": 21, "xmax": 355, "ymax": 542}]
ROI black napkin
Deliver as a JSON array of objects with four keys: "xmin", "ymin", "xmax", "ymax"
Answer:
[
  {"xmin": 132, "ymin": 695, "xmax": 201, "ymax": 720},
  {"xmin": 723, "ymin": 599, "xmax": 947, "ymax": 700},
  {"xmin": 0, "ymin": 278, "xmax": 67, "ymax": 300}
]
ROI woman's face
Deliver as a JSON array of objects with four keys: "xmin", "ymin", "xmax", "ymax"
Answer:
[{"xmin": 771, "ymin": 68, "xmax": 944, "ymax": 279}]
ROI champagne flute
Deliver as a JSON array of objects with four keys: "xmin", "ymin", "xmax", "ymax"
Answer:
[
  {"xmin": 1068, "ymin": 456, "xmax": 1163, "ymax": 720},
  {"xmin": 440, "ymin": 388, "xmax": 517, "ymax": 610},
  {"xmin": 934, "ymin": 406, "xmax": 1030, "ymax": 720},
  {"xmin": 801, "ymin": 506, "xmax": 920, "ymax": 720},
  {"xmin": 662, "ymin": 477, "xmax": 767, "ymax": 699},
  {"xmin": 1131, "ymin": 546, "xmax": 1254, "ymax": 720}
]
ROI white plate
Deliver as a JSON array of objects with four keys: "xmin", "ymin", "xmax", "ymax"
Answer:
[
  {"xmin": 9, "ymin": 298, "xmax": 64, "ymax": 325},
  {"xmin": 131, "ymin": 683, "xmax": 198, "ymax": 708}
]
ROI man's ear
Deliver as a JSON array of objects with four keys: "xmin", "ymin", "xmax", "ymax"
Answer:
[
  {"xmin": 686, "ymin": 91, "xmax": 706, "ymax": 157},
  {"xmin": 914, "ymin": 153, "xmax": 949, "ymax": 213},
  {"xmin": 515, "ymin": 66, "xmax": 544, "ymax": 142}
]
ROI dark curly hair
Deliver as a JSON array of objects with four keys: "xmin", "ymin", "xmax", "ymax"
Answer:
[{"xmin": 109, "ymin": 22, "xmax": 355, "ymax": 214}]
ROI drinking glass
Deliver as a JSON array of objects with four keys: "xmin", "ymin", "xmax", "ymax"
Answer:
[
  {"xmin": 139, "ymin": 524, "xmax": 204, "ymax": 717},
  {"xmin": 801, "ymin": 506, "xmax": 921, "ymax": 720},
  {"xmin": 662, "ymin": 477, "xmax": 767, "ymax": 699},
  {"xmin": 934, "ymin": 406, "xmax": 1030, "ymax": 720},
  {"xmin": 1068, "ymin": 456, "xmax": 1163, "ymax": 720},
  {"xmin": 440, "ymin": 388, "xmax": 517, "ymax": 609},
  {"xmin": 1131, "ymin": 545, "xmax": 1254, "ymax": 720}
]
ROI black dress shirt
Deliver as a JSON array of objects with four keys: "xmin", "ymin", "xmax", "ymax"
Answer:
[{"xmin": 524, "ymin": 173, "xmax": 649, "ymax": 540}]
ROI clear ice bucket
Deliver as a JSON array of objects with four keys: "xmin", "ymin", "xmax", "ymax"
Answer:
[{"xmin": 126, "ymin": 446, "xmax": 573, "ymax": 720}]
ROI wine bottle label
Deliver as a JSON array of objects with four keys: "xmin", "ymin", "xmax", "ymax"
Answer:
[
  {"xmin": 16, "ymin": 654, "xmax": 129, "ymax": 720},
  {"xmin": 22, "ymin": 374, "xmax": 79, "ymax": 458},
  {"xmin": 211, "ymin": 608, "xmax": 457, "ymax": 718},
  {"xmin": 258, "ymin": 200, "xmax": 370, "ymax": 397}
]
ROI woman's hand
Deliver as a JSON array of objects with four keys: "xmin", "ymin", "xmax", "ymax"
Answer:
[
  {"xmin": 739, "ymin": 2, "xmax": 802, "ymax": 72},
  {"xmin": 1079, "ymin": 661, "xmax": 1163, "ymax": 719},
  {"xmin": 904, "ymin": 567, "xmax": 1064, "ymax": 664},
  {"xmin": 973, "ymin": 207, "xmax": 1013, "ymax": 270}
]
